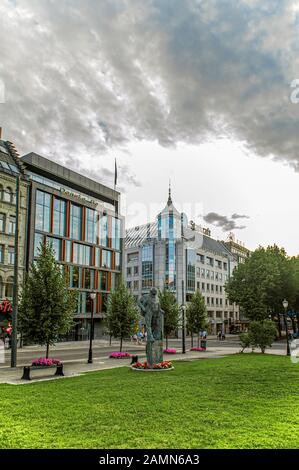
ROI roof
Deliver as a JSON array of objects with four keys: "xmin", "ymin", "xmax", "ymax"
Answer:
[
  {"xmin": 0, "ymin": 140, "xmax": 26, "ymax": 177},
  {"xmin": 126, "ymin": 221, "xmax": 234, "ymax": 259},
  {"xmin": 21, "ymin": 152, "xmax": 120, "ymax": 205}
]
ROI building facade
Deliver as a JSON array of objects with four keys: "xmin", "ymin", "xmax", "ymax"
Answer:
[
  {"xmin": 125, "ymin": 190, "xmax": 243, "ymax": 334},
  {"xmin": 21, "ymin": 152, "xmax": 123, "ymax": 340},
  {"xmin": 0, "ymin": 137, "xmax": 28, "ymax": 304}
]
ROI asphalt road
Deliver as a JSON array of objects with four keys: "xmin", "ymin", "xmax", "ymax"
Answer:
[{"xmin": 0, "ymin": 336, "xmax": 288, "ymax": 368}]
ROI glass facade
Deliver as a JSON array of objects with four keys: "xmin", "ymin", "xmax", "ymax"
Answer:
[
  {"xmin": 142, "ymin": 245, "xmax": 153, "ymax": 290},
  {"xmin": 33, "ymin": 188, "xmax": 123, "ymax": 321},
  {"xmin": 186, "ymin": 249, "xmax": 196, "ymax": 292}
]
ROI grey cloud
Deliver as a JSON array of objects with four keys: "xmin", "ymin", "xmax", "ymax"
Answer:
[
  {"xmin": 0, "ymin": 0, "xmax": 299, "ymax": 172},
  {"xmin": 203, "ymin": 212, "xmax": 249, "ymax": 231},
  {"xmin": 231, "ymin": 213, "xmax": 250, "ymax": 220}
]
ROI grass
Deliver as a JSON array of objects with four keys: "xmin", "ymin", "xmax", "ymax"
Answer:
[{"xmin": 0, "ymin": 354, "xmax": 299, "ymax": 449}]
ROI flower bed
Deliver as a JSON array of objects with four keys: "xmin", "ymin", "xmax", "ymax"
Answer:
[
  {"xmin": 163, "ymin": 348, "xmax": 177, "ymax": 354},
  {"xmin": 31, "ymin": 358, "xmax": 62, "ymax": 367},
  {"xmin": 190, "ymin": 347, "xmax": 206, "ymax": 352},
  {"xmin": 109, "ymin": 352, "xmax": 131, "ymax": 359},
  {"xmin": 132, "ymin": 360, "xmax": 173, "ymax": 370}
]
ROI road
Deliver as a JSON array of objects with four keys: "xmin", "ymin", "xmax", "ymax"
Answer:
[{"xmin": 0, "ymin": 335, "xmax": 288, "ymax": 369}]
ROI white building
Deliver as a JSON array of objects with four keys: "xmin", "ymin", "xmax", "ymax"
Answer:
[{"xmin": 125, "ymin": 189, "xmax": 242, "ymax": 334}]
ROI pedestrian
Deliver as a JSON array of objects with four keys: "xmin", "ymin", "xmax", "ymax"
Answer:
[
  {"xmin": 218, "ymin": 331, "xmax": 221, "ymax": 341},
  {"xmin": 221, "ymin": 332, "xmax": 226, "ymax": 341}
]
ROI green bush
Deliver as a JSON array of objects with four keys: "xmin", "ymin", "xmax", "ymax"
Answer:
[{"xmin": 239, "ymin": 320, "xmax": 277, "ymax": 353}]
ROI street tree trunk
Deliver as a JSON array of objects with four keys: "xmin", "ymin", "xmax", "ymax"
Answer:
[
  {"xmin": 191, "ymin": 333, "xmax": 193, "ymax": 348},
  {"xmin": 277, "ymin": 314, "xmax": 282, "ymax": 338},
  {"xmin": 120, "ymin": 337, "xmax": 123, "ymax": 352},
  {"xmin": 166, "ymin": 336, "xmax": 168, "ymax": 349},
  {"xmin": 197, "ymin": 333, "xmax": 200, "ymax": 348}
]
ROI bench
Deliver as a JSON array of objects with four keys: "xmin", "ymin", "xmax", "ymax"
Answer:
[{"xmin": 21, "ymin": 364, "xmax": 64, "ymax": 381}]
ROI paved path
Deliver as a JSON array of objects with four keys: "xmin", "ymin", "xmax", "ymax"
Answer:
[{"xmin": 0, "ymin": 336, "xmax": 289, "ymax": 385}]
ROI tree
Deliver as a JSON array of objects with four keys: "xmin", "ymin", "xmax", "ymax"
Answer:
[
  {"xmin": 18, "ymin": 242, "xmax": 77, "ymax": 358},
  {"xmin": 247, "ymin": 320, "xmax": 277, "ymax": 354},
  {"xmin": 105, "ymin": 281, "xmax": 140, "ymax": 352},
  {"xmin": 158, "ymin": 289, "xmax": 180, "ymax": 348},
  {"xmin": 186, "ymin": 290, "xmax": 208, "ymax": 348},
  {"xmin": 226, "ymin": 245, "xmax": 296, "ymax": 334}
]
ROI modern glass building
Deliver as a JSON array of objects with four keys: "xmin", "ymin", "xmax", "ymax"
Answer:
[
  {"xmin": 21, "ymin": 152, "xmax": 123, "ymax": 340},
  {"xmin": 125, "ymin": 189, "xmax": 247, "ymax": 334}
]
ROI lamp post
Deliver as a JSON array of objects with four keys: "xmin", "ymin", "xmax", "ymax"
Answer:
[
  {"xmin": 11, "ymin": 174, "xmax": 20, "ymax": 368},
  {"xmin": 88, "ymin": 291, "xmax": 96, "ymax": 364},
  {"xmin": 181, "ymin": 305, "xmax": 186, "ymax": 354},
  {"xmin": 282, "ymin": 299, "xmax": 290, "ymax": 357}
]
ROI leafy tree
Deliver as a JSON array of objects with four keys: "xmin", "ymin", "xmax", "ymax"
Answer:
[
  {"xmin": 105, "ymin": 281, "xmax": 140, "ymax": 352},
  {"xmin": 248, "ymin": 320, "xmax": 277, "ymax": 353},
  {"xmin": 186, "ymin": 290, "xmax": 208, "ymax": 348},
  {"xmin": 226, "ymin": 245, "xmax": 296, "ymax": 334},
  {"xmin": 239, "ymin": 333, "xmax": 251, "ymax": 353},
  {"xmin": 18, "ymin": 242, "xmax": 77, "ymax": 358},
  {"xmin": 290, "ymin": 256, "xmax": 299, "ymax": 333},
  {"xmin": 158, "ymin": 289, "xmax": 180, "ymax": 348}
]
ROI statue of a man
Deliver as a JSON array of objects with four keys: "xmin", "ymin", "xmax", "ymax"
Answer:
[{"xmin": 138, "ymin": 288, "xmax": 164, "ymax": 368}]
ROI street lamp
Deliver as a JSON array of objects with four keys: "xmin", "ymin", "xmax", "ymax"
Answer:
[
  {"xmin": 282, "ymin": 299, "xmax": 290, "ymax": 356},
  {"xmin": 88, "ymin": 291, "xmax": 97, "ymax": 364},
  {"xmin": 181, "ymin": 305, "xmax": 186, "ymax": 354}
]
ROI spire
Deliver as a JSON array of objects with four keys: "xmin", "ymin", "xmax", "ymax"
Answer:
[{"xmin": 167, "ymin": 179, "xmax": 172, "ymax": 206}]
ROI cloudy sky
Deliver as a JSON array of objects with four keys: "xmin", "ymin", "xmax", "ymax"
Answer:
[{"xmin": 1, "ymin": 0, "xmax": 299, "ymax": 254}]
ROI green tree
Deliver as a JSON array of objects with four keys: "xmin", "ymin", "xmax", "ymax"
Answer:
[
  {"xmin": 247, "ymin": 320, "xmax": 277, "ymax": 354},
  {"xmin": 105, "ymin": 281, "xmax": 140, "ymax": 352},
  {"xmin": 18, "ymin": 242, "xmax": 77, "ymax": 358},
  {"xmin": 158, "ymin": 289, "xmax": 180, "ymax": 348},
  {"xmin": 226, "ymin": 245, "xmax": 296, "ymax": 334},
  {"xmin": 186, "ymin": 290, "xmax": 208, "ymax": 348}
]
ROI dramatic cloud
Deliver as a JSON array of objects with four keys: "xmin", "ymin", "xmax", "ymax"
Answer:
[
  {"xmin": 203, "ymin": 212, "xmax": 249, "ymax": 231},
  {"xmin": 1, "ymin": 0, "xmax": 299, "ymax": 176}
]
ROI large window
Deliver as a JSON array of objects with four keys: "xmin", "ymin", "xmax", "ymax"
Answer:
[
  {"xmin": 102, "ymin": 249, "xmax": 112, "ymax": 269},
  {"xmin": 70, "ymin": 204, "xmax": 82, "ymax": 240},
  {"xmin": 34, "ymin": 232, "xmax": 44, "ymax": 257},
  {"xmin": 115, "ymin": 252, "xmax": 121, "ymax": 271},
  {"xmin": 47, "ymin": 237, "xmax": 61, "ymax": 261},
  {"xmin": 70, "ymin": 266, "xmax": 81, "ymax": 288},
  {"xmin": 73, "ymin": 243, "xmax": 91, "ymax": 265},
  {"xmin": 100, "ymin": 214, "xmax": 109, "ymax": 247},
  {"xmin": 85, "ymin": 208, "xmax": 97, "ymax": 244},
  {"xmin": 84, "ymin": 269, "xmax": 95, "ymax": 290},
  {"xmin": 0, "ymin": 245, "xmax": 4, "ymax": 263},
  {"xmin": 8, "ymin": 215, "xmax": 16, "ymax": 235},
  {"xmin": 111, "ymin": 217, "xmax": 121, "ymax": 250},
  {"xmin": 65, "ymin": 240, "xmax": 71, "ymax": 262},
  {"xmin": 99, "ymin": 271, "xmax": 108, "ymax": 291},
  {"xmin": 35, "ymin": 190, "xmax": 51, "ymax": 232},
  {"xmin": 53, "ymin": 198, "xmax": 66, "ymax": 236},
  {"xmin": 0, "ymin": 213, "xmax": 5, "ymax": 232},
  {"xmin": 142, "ymin": 245, "xmax": 153, "ymax": 291},
  {"xmin": 186, "ymin": 249, "xmax": 196, "ymax": 292},
  {"xmin": 8, "ymin": 246, "xmax": 14, "ymax": 265}
]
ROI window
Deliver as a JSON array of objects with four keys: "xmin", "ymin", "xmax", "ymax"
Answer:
[
  {"xmin": 102, "ymin": 250, "xmax": 112, "ymax": 269},
  {"xmin": 127, "ymin": 252, "xmax": 139, "ymax": 263},
  {"xmin": 197, "ymin": 254, "xmax": 205, "ymax": 264},
  {"xmin": 73, "ymin": 243, "xmax": 91, "ymax": 265},
  {"xmin": 134, "ymin": 266, "xmax": 139, "ymax": 276},
  {"xmin": 70, "ymin": 204, "xmax": 82, "ymax": 240},
  {"xmin": 202, "ymin": 282, "xmax": 205, "ymax": 291},
  {"xmin": 3, "ymin": 187, "xmax": 13, "ymax": 203},
  {"xmin": 8, "ymin": 216, "xmax": 16, "ymax": 235},
  {"xmin": 133, "ymin": 280, "xmax": 139, "ymax": 291},
  {"xmin": 5, "ymin": 276, "xmax": 13, "ymax": 297},
  {"xmin": 34, "ymin": 232, "xmax": 44, "ymax": 257},
  {"xmin": 207, "ymin": 257, "xmax": 214, "ymax": 267},
  {"xmin": 99, "ymin": 271, "xmax": 108, "ymax": 291},
  {"xmin": 210, "ymin": 271, "xmax": 214, "ymax": 280},
  {"xmin": 100, "ymin": 214, "xmax": 109, "ymax": 247},
  {"xmin": 8, "ymin": 246, "xmax": 14, "ymax": 264},
  {"xmin": 223, "ymin": 262, "xmax": 228, "ymax": 271},
  {"xmin": 115, "ymin": 252, "xmax": 121, "ymax": 271},
  {"xmin": 84, "ymin": 269, "xmax": 95, "ymax": 290},
  {"xmin": 53, "ymin": 198, "xmax": 66, "ymax": 236},
  {"xmin": 65, "ymin": 240, "xmax": 71, "ymax": 262},
  {"xmin": 201, "ymin": 268, "xmax": 205, "ymax": 278},
  {"xmin": 127, "ymin": 267, "xmax": 132, "ymax": 277},
  {"xmin": 70, "ymin": 266, "xmax": 81, "ymax": 288},
  {"xmin": 35, "ymin": 190, "xmax": 51, "ymax": 232},
  {"xmin": 95, "ymin": 247, "xmax": 101, "ymax": 267},
  {"xmin": 111, "ymin": 217, "xmax": 121, "ymax": 250},
  {"xmin": 47, "ymin": 237, "xmax": 61, "ymax": 261},
  {"xmin": 0, "ymin": 245, "xmax": 4, "ymax": 263},
  {"xmin": 206, "ymin": 269, "xmax": 210, "ymax": 279},
  {"xmin": 0, "ymin": 213, "xmax": 5, "ymax": 232},
  {"xmin": 127, "ymin": 281, "xmax": 132, "ymax": 290},
  {"xmin": 85, "ymin": 208, "xmax": 97, "ymax": 244}
]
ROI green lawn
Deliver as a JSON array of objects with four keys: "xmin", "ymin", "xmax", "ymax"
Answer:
[{"xmin": 1, "ymin": 354, "xmax": 299, "ymax": 449}]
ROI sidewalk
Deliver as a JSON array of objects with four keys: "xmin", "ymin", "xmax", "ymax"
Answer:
[{"xmin": 0, "ymin": 342, "xmax": 286, "ymax": 385}]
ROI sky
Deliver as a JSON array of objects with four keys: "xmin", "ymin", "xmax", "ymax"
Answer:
[{"xmin": 1, "ymin": 0, "xmax": 299, "ymax": 254}]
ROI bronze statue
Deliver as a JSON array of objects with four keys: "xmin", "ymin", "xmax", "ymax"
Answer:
[{"xmin": 138, "ymin": 288, "xmax": 164, "ymax": 368}]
